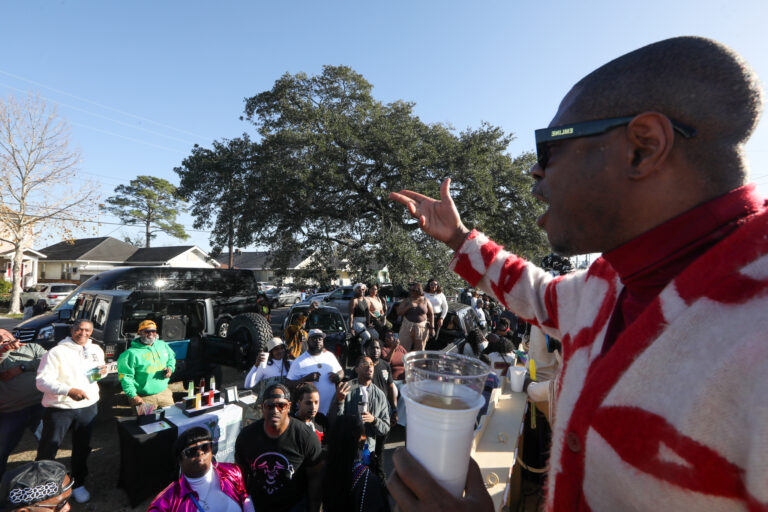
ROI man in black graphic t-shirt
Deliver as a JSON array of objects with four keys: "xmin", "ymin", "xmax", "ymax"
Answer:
[{"xmin": 235, "ymin": 383, "xmax": 323, "ymax": 512}]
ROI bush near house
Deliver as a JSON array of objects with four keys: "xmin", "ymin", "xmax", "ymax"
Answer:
[{"xmin": 0, "ymin": 281, "xmax": 12, "ymax": 308}]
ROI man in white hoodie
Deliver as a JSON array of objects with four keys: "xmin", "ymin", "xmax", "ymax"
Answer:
[{"xmin": 35, "ymin": 319, "xmax": 105, "ymax": 504}]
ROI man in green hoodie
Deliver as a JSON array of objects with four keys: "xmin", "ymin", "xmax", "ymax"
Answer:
[{"xmin": 117, "ymin": 320, "xmax": 176, "ymax": 410}]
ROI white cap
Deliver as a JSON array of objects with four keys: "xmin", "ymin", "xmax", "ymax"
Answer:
[
  {"xmin": 267, "ymin": 337, "xmax": 284, "ymax": 351},
  {"xmin": 308, "ymin": 329, "xmax": 325, "ymax": 338}
]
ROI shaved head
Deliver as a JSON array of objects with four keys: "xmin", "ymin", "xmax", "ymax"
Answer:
[{"xmin": 562, "ymin": 36, "xmax": 763, "ymax": 193}]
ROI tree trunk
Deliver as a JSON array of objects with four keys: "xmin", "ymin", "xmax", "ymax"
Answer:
[
  {"xmin": 145, "ymin": 219, "xmax": 151, "ymax": 248},
  {"xmin": 228, "ymin": 219, "xmax": 234, "ymax": 269},
  {"xmin": 8, "ymin": 244, "xmax": 24, "ymax": 314}
]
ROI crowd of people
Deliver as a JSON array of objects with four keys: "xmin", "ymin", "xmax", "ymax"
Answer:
[
  {"xmin": 224, "ymin": 279, "xmax": 523, "ymax": 512},
  {"xmin": 1, "ymin": 274, "xmax": 520, "ymax": 512}
]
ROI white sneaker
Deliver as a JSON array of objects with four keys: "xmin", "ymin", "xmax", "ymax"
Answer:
[{"xmin": 72, "ymin": 485, "xmax": 91, "ymax": 503}]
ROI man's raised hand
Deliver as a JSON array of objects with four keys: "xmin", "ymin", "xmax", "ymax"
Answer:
[{"xmin": 388, "ymin": 178, "xmax": 470, "ymax": 251}]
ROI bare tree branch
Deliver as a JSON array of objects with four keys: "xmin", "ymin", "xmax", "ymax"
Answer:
[{"xmin": 0, "ymin": 92, "xmax": 97, "ymax": 313}]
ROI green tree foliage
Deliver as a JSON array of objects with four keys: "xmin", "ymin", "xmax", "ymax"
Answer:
[
  {"xmin": 183, "ymin": 66, "xmax": 548, "ymax": 286},
  {"xmin": 175, "ymin": 136, "xmax": 254, "ymax": 267},
  {"xmin": 104, "ymin": 176, "xmax": 188, "ymax": 248}
]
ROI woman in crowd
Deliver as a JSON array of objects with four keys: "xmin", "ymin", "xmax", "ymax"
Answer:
[
  {"xmin": 243, "ymin": 337, "xmax": 292, "ymax": 390},
  {"xmin": 348, "ymin": 283, "xmax": 371, "ymax": 331},
  {"xmin": 424, "ymin": 279, "xmax": 448, "ymax": 338},
  {"xmin": 322, "ymin": 415, "xmax": 389, "ymax": 512},
  {"xmin": 148, "ymin": 426, "xmax": 253, "ymax": 512},
  {"xmin": 366, "ymin": 283, "xmax": 388, "ymax": 334},
  {"xmin": 283, "ymin": 314, "xmax": 308, "ymax": 359},
  {"xmin": 396, "ymin": 282, "xmax": 434, "ymax": 351},
  {"xmin": 380, "ymin": 330, "xmax": 406, "ymax": 381},
  {"xmin": 293, "ymin": 382, "xmax": 327, "ymax": 443}
]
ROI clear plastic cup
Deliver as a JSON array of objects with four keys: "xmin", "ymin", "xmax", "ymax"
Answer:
[{"xmin": 402, "ymin": 351, "xmax": 490, "ymax": 496}]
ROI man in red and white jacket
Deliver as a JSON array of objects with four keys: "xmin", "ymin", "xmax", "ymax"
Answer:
[{"xmin": 387, "ymin": 37, "xmax": 768, "ymax": 512}]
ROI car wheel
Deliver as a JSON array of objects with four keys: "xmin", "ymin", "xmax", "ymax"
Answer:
[
  {"xmin": 227, "ymin": 312, "xmax": 273, "ymax": 367},
  {"xmin": 293, "ymin": 297, "xmax": 300, "ymax": 304},
  {"xmin": 215, "ymin": 318, "xmax": 231, "ymax": 338}
]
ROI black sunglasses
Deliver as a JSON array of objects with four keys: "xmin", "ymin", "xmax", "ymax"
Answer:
[
  {"xmin": 534, "ymin": 115, "xmax": 696, "ymax": 169},
  {"xmin": 33, "ymin": 497, "xmax": 71, "ymax": 511},
  {"xmin": 264, "ymin": 400, "xmax": 290, "ymax": 411},
  {"xmin": 182, "ymin": 441, "xmax": 212, "ymax": 458}
]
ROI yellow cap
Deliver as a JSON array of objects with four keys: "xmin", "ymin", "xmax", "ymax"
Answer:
[{"xmin": 138, "ymin": 320, "xmax": 157, "ymax": 332}]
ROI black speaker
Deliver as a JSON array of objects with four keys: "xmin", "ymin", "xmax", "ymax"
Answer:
[{"xmin": 161, "ymin": 315, "xmax": 188, "ymax": 340}]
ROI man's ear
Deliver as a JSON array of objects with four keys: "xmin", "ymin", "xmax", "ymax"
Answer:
[{"xmin": 625, "ymin": 111, "xmax": 675, "ymax": 179}]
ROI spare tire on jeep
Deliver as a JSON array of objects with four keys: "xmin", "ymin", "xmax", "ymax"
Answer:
[{"xmin": 227, "ymin": 312, "xmax": 273, "ymax": 367}]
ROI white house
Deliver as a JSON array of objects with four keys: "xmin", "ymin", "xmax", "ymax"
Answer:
[
  {"xmin": 37, "ymin": 237, "xmax": 218, "ymax": 283},
  {"xmin": 0, "ymin": 241, "xmax": 47, "ymax": 287}
]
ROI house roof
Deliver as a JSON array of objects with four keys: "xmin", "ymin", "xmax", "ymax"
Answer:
[
  {"xmin": 124, "ymin": 246, "xmax": 218, "ymax": 267},
  {"xmin": 125, "ymin": 246, "xmax": 194, "ymax": 262},
  {"xmin": 0, "ymin": 247, "xmax": 47, "ymax": 259},
  {"xmin": 217, "ymin": 250, "xmax": 386, "ymax": 271},
  {"xmin": 216, "ymin": 251, "xmax": 307, "ymax": 270},
  {"xmin": 39, "ymin": 237, "xmax": 138, "ymax": 262}
]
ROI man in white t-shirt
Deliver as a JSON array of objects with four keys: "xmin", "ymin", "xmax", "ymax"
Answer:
[{"xmin": 286, "ymin": 329, "xmax": 343, "ymax": 416}]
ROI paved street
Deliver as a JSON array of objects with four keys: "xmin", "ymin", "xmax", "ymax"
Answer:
[{"xmin": 0, "ymin": 316, "xmax": 19, "ymax": 331}]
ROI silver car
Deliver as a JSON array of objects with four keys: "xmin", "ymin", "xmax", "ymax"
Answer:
[{"xmin": 265, "ymin": 287, "xmax": 302, "ymax": 308}]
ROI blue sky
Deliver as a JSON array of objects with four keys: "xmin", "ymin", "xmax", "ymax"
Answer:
[{"xmin": 2, "ymin": 0, "xmax": 767, "ymax": 252}]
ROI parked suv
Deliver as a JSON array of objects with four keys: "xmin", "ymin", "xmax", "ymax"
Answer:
[
  {"xmin": 13, "ymin": 267, "xmax": 261, "ymax": 347},
  {"xmin": 20, "ymin": 283, "xmax": 77, "ymax": 308},
  {"xmin": 282, "ymin": 304, "xmax": 350, "ymax": 366},
  {"xmin": 427, "ymin": 301, "xmax": 486, "ymax": 351},
  {"xmin": 322, "ymin": 286, "xmax": 355, "ymax": 319}
]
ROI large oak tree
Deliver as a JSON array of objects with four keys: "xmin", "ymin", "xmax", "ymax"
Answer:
[{"xmin": 181, "ymin": 66, "xmax": 547, "ymax": 288}]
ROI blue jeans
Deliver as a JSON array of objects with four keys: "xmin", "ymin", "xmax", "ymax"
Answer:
[
  {"xmin": 0, "ymin": 404, "xmax": 44, "ymax": 481},
  {"xmin": 36, "ymin": 404, "xmax": 98, "ymax": 487}
]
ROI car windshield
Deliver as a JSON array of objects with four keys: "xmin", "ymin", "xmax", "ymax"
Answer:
[
  {"xmin": 53, "ymin": 288, "xmax": 82, "ymax": 311},
  {"xmin": 289, "ymin": 310, "xmax": 345, "ymax": 333},
  {"xmin": 50, "ymin": 285, "xmax": 76, "ymax": 293}
]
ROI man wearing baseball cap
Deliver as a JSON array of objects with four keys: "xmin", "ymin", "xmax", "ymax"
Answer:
[
  {"xmin": 117, "ymin": 320, "xmax": 177, "ymax": 410},
  {"xmin": 286, "ymin": 330, "xmax": 343, "ymax": 417},
  {"xmin": 0, "ymin": 460, "xmax": 73, "ymax": 512}
]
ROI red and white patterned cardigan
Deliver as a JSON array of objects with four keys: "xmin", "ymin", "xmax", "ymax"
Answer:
[{"xmin": 450, "ymin": 209, "xmax": 768, "ymax": 511}]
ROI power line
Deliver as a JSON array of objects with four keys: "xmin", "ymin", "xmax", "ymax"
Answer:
[
  {"xmin": 0, "ymin": 69, "xmax": 210, "ymax": 140},
  {"xmin": 0, "ymin": 210, "xmax": 213, "ymax": 233},
  {"xmin": 70, "ymin": 121, "xmax": 189, "ymax": 154},
  {"xmin": 0, "ymin": 81, "xmax": 199, "ymax": 147}
]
